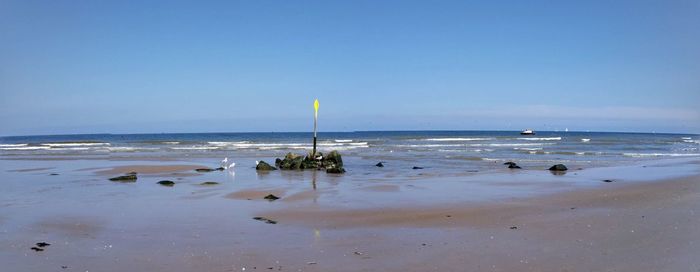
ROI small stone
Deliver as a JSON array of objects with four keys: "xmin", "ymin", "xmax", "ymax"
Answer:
[
  {"xmin": 603, "ymin": 179, "xmax": 614, "ymax": 183},
  {"xmin": 503, "ymin": 162, "xmax": 517, "ymax": 166},
  {"xmin": 510, "ymin": 226, "xmax": 518, "ymax": 230},
  {"xmin": 263, "ymin": 194, "xmax": 280, "ymax": 201},
  {"xmin": 375, "ymin": 162, "xmax": 384, "ymax": 167},
  {"xmin": 508, "ymin": 164, "xmax": 522, "ymax": 169},
  {"xmin": 157, "ymin": 180, "xmax": 175, "ymax": 187},
  {"xmin": 412, "ymin": 166, "xmax": 423, "ymax": 170},
  {"xmin": 36, "ymin": 242, "xmax": 51, "ymax": 247},
  {"xmin": 195, "ymin": 168, "xmax": 215, "ymax": 172},
  {"xmin": 199, "ymin": 181, "xmax": 219, "ymax": 186},
  {"xmin": 30, "ymin": 247, "xmax": 44, "ymax": 252},
  {"xmin": 49, "ymin": 173, "xmax": 59, "ymax": 176},
  {"xmin": 548, "ymin": 164, "xmax": 568, "ymax": 171}
]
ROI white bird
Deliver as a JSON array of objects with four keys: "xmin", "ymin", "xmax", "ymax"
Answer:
[
  {"xmin": 221, "ymin": 157, "xmax": 228, "ymax": 168},
  {"xmin": 228, "ymin": 162, "xmax": 236, "ymax": 169},
  {"xmin": 255, "ymin": 160, "xmax": 259, "ymax": 166}
]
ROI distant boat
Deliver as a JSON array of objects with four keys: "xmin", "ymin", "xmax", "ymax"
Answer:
[{"xmin": 520, "ymin": 129, "xmax": 535, "ymax": 135}]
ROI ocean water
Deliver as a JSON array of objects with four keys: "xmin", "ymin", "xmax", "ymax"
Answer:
[{"xmin": 1, "ymin": 131, "xmax": 698, "ymax": 171}]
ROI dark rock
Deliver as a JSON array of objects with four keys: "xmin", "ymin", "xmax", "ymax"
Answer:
[
  {"xmin": 548, "ymin": 164, "xmax": 568, "ymax": 171},
  {"xmin": 375, "ymin": 162, "xmax": 384, "ymax": 167},
  {"xmin": 30, "ymin": 247, "xmax": 44, "ymax": 252},
  {"xmin": 214, "ymin": 167, "xmax": 225, "ymax": 171},
  {"xmin": 326, "ymin": 167, "xmax": 346, "ymax": 174},
  {"xmin": 301, "ymin": 159, "xmax": 320, "ymax": 170},
  {"xmin": 510, "ymin": 226, "xmax": 518, "ymax": 230},
  {"xmin": 412, "ymin": 166, "xmax": 423, "ymax": 170},
  {"xmin": 508, "ymin": 164, "xmax": 522, "ymax": 169},
  {"xmin": 278, "ymin": 153, "xmax": 304, "ymax": 170},
  {"xmin": 49, "ymin": 173, "xmax": 59, "ymax": 176},
  {"xmin": 275, "ymin": 158, "xmax": 283, "ymax": 167},
  {"xmin": 157, "ymin": 180, "xmax": 175, "ymax": 187},
  {"xmin": 503, "ymin": 162, "xmax": 517, "ymax": 166},
  {"xmin": 323, "ymin": 150, "xmax": 344, "ymax": 169},
  {"xmin": 256, "ymin": 161, "xmax": 277, "ymax": 171},
  {"xmin": 36, "ymin": 242, "xmax": 51, "ymax": 247},
  {"xmin": 264, "ymin": 194, "xmax": 280, "ymax": 201},
  {"xmin": 603, "ymin": 179, "xmax": 614, "ymax": 183},
  {"xmin": 253, "ymin": 216, "xmax": 277, "ymax": 224},
  {"xmin": 199, "ymin": 181, "xmax": 219, "ymax": 185},
  {"xmin": 109, "ymin": 174, "xmax": 137, "ymax": 182}
]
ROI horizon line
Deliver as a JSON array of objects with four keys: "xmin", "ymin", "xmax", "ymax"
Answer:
[{"xmin": 1, "ymin": 129, "xmax": 697, "ymax": 138}]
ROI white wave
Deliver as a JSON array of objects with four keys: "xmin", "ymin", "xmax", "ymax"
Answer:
[
  {"xmin": 0, "ymin": 143, "xmax": 28, "ymax": 147},
  {"xmin": 395, "ymin": 144, "xmax": 463, "ymax": 148},
  {"xmin": 513, "ymin": 147, "xmax": 543, "ymax": 151},
  {"xmin": 682, "ymin": 140, "xmax": 700, "ymax": 144},
  {"xmin": 0, "ymin": 146, "xmax": 51, "ymax": 150},
  {"xmin": 171, "ymin": 146, "xmax": 219, "ymax": 150},
  {"xmin": 469, "ymin": 143, "xmax": 547, "ymax": 147},
  {"xmin": 581, "ymin": 138, "xmax": 591, "ymax": 142},
  {"xmin": 425, "ymin": 137, "xmax": 494, "ymax": 141},
  {"xmin": 108, "ymin": 147, "xmax": 160, "ymax": 152},
  {"xmin": 623, "ymin": 153, "xmax": 700, "ymax": 157},
  {"xmin": 48, "ymin": 147, "xmax": 92, "ymax": 151},
  {"xmin": 208, "ymin": 141, "xmax": 250, "ymax": 146},
  {"xmin": 517, "ymin": 137, "xmax": 561, "ymax": 141},
  {"xmin": 682, "ymin": 137, "xmax": 692, "ymax": 140},
  {"xmin": 162, "ymin": 141, "xmax": 180, "ymax": 145},
  {"xmin": 42, "ymin": 142, "xmax": 110, "ymax": 147},
  {"xmin": 334, "ymin": 139, "xmax": 353, "ymax": 143},
  {"xmin": 575, "ymin": 152, "xmax": 586, "ymax": 155}
]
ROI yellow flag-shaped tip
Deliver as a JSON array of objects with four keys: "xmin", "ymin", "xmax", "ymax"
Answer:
[{"xmin": 314, "ymin": 99, "xmax": 319, "ymax": 113}]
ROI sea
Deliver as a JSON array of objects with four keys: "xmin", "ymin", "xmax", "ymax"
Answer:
[{"xmin": 1, "ymin": 131, "xmax": 698, "ymax": 173}]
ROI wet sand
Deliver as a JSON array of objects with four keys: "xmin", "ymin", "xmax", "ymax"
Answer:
[
  {"xmin": 0, "ymin": 158, "xmax": 699, "ymax": 271},
  {"xmin": 94, "ymin": 164, "xmax": 210, "ymax": 175}
]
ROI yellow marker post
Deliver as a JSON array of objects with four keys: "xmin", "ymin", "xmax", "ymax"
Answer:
[{"xmin": 313, "ymin": 99, "xmax": 319, "ymax": 159}]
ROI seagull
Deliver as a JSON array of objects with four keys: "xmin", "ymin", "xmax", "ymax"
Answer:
[
  {"xmin": 255, "ymin": 160, "xmax": 259, "ymax": 166},
  {"xmin": 221, "ymin": 157, "xmax": 228, "ymax": 168},
  {"xmin": 228, "ymin": 162, "xmax": 236, "ymax": 169}
]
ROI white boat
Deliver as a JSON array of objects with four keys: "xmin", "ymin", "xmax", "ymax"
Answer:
[{"xmin": 520, "ymin": 129, "xmax": 535, "ymax": 135}]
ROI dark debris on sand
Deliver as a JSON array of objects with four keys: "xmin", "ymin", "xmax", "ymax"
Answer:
[
  {"xmin": 157, "ymin": 180, "xmax": 175, "ymax": 186},
  {"xmin": 109, "ymin": 172, "xmax": 137, "ymax": 182},
  {"xmin": 195, "ymin": 167, "xmax": 225, "ymax": 172},
  {"xmin": 253, "ymin": 217, "xmax": 277, "ymax": 224},
  {"xmin": 264, "ymin": 194, "xmax": 280, "ymax": 201}
]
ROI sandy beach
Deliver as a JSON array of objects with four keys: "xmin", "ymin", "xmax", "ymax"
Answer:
[{"xmin": 1, "ymin": 155, "xmax": 698, "ymax": 272}]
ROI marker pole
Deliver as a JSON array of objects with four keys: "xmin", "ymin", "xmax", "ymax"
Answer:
[{"xmin": 313, "ymin": 99, "xmax": 319, "ymax": 159}]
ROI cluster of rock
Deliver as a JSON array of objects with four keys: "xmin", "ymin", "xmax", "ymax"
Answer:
[{"xmin": 256, "ymin": 150, "xmax": 345, "ymax": 174}]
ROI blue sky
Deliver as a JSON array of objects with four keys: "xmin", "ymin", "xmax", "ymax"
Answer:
[{"xmin": 1, "ymin": 0, "xmax": 698, "ymax": 136}]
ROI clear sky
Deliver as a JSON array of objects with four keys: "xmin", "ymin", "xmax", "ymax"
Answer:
[{"xmin": 1, "ymin": 0, "xmax": 698, "ymax": 136}]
